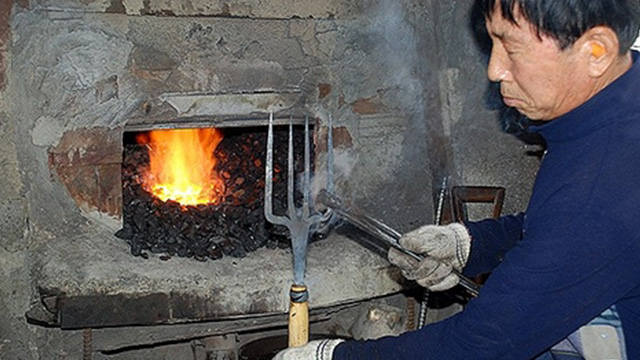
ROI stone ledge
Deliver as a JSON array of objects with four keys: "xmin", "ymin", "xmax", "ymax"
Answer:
[{"xmin": 30, "ymin": 226, "xmax": 406, "ymax": 328}]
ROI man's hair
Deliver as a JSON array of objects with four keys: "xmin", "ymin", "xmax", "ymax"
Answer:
[{"xmin": 480, "ymin": 0, "xmax": 640, "ymax": 53}]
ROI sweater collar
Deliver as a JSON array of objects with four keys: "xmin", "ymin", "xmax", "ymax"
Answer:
[{"xmin": 531, "ymin": 50, "xmax": 640, "ymax": 143}]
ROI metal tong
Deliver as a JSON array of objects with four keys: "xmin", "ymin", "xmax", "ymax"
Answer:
[{"xmin": 316, "ymin": 189, "xmax": 481, "ymax": 297}]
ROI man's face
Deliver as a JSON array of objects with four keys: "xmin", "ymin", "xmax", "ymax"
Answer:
[{"xmin": 485, "ymin": 5, "xmax": 590, "ymax": 120}]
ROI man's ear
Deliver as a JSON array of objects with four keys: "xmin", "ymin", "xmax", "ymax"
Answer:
[{"xmin": 579, "ymin": 26, "xmax": 620, "ymax": 78}]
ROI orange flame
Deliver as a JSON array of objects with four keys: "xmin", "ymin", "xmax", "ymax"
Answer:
[{"xmin": 137, "ymin": 128, "xmax": 225, "ymax": 206}]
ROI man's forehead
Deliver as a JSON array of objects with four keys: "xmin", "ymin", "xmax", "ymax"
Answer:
[
  {"xmin": 485, "ymin": 5, "xmax": 532, "ymax": 42},
  {"xmin": 488, "ymin": 0, "xmax": 521, "ymax": 19},
  {"xmin": 486, "ymin": 1, "xmax": 526, "ymax": 27},
  {"xmin": 486, "ymin": 15, "xmax": 522, "ymax": 41}
]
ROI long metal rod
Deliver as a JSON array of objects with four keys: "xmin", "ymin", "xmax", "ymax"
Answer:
[
  {"xmin": 418, "ymin": 176, "xmax": 451, "ymax": 328},
  {"xmin": 317, "ymin": 189, "xmax": 480, "ymax": 297}
]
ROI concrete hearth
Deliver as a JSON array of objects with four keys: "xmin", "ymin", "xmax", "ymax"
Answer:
[{"xmin": 30, "ymin": 227, "xmax": 404, "ymax": 329}]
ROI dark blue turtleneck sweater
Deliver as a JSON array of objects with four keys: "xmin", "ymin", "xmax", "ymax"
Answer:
[{"xmin": 334, "ymin": 51, "xmax": 640, "ymax": 359}]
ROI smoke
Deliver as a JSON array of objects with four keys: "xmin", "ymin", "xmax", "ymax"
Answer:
[
  {"xmin": 368, "ymin": 0, "xmax": 425, "ymax": 105},
  {"xmin": 356, "ymin": 0, "xmax": 433, "ymax": 226},
  {"xmin": 289, "ymin": 1, "xmax": 430, "ymax": 283},
  {"xmin": 308, "ymin": 0, "xmax": 431, "ymax": 225}
]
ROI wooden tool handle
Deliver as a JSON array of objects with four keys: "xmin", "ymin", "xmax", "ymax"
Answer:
[{"xmin": 288, "ymin": 284, "xmax": 309, "ymax": 347}]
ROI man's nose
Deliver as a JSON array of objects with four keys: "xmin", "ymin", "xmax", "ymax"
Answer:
[{"xmin": 487, "ymin": 49, "xmax": 509, "ymax": 82}]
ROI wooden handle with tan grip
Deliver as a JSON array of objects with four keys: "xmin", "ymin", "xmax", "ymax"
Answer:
[{"xmin": 288, "ymin": 284, "xmax": 309, "ymax": 347}]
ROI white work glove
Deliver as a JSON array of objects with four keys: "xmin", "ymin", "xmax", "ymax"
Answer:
[
  {"xmin": 388, "ymin": 223, "xmax": 471, "ymax": 291},
  {"xmin": 272, "ymin": 339, "xmax": 345, "ymax": 360}
]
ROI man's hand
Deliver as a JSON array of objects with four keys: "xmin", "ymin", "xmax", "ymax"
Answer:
[
  {"xmin": 272, "ymin": 339, "xmax": 344, "ymax": 360},
  {"xmin": 388, "ymin": 223, "xmax": 471, "ymax": 291}
]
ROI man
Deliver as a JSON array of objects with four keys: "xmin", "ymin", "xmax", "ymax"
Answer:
[{"xmin": 274, "ymin": 0, "xmax": 640, "ymax": 358}]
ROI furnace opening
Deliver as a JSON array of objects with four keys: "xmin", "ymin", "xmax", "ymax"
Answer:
[{"xmin": 115, "ymin": 124, "xmax": 316, "ymax": 261}]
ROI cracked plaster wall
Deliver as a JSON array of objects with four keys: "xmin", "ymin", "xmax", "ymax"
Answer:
[{"xmin": 9, "ymin": 0, "xmax": 442, "ymax": 234}]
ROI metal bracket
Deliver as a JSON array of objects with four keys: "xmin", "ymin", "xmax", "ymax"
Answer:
[
  {"xmin": 451, "ymin": 186, "xmax": 505, "ymax": 222},
  {"xmin": 191, "ymin": 334, "xmax": 238, "ymax": 360}
]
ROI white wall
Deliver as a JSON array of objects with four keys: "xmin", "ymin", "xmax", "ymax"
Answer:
[{"xmin": 633, "ymin": 31, "xmax": 640, "ymax": 51}]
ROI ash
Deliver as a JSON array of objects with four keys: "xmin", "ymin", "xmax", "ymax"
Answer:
[{"xmin": 115, "ymin": 126, "xmax": 315, "ymax": 261}]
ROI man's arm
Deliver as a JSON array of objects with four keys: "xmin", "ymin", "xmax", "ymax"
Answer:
[
  {"xmin": 463, "ymin": 212, "xmax": 525, "ymax": 277},
  {"xmin": 334, "ymin": 209, "xmax": 640, "ymax": 360}
]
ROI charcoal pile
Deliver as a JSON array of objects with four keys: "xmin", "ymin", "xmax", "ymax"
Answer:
[{"xmin": 116, "ymin": 126, "xmax": 315, "ymax": 261}]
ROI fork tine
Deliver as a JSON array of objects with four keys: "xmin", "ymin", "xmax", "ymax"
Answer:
[
  {"xmin": 327, "ymin": 113, "xmax": 334, "ymax": 193},
  {"xmin": 302, "ymin": 114, "xmax": 311, "ymax": 218},
  {"xmin": 265, "ymin": 113, "xmax": 287, "ymax": 226},
  {"xmin": 264, "ymin": 113, "xmax": 276, "ymax": 223},
  {"xmin": 287, "ymin": 116, "xmax": 296, "ymax": 219}
]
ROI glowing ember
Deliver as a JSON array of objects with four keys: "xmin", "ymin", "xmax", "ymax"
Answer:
[{"xmin": 137, "ymin": 128, "xmax": 225, "ymax": 206}]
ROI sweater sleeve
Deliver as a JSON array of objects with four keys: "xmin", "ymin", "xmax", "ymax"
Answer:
[
  {"xmin": 333, "ymin": 208, "xmax": 640, "ymax": 360},
  {"xmin": 463, "ymin": 213, "xmax": 525, "ymax": 277}
]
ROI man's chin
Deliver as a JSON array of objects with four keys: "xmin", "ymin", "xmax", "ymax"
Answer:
[{"xmin": 520, "ymin": 112, "xmax": 551, "ymax": 122}]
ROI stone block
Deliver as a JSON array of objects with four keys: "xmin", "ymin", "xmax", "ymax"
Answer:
[
  {"xmin": 0, "ymin": 198, "xmax": 28, "ymax": 252},
  {"xmin": 49, "ymin": 128, "xmax": 123, "ymax": 216},
  {"xmin": 29, "ymin": 0, "xmax": 358, "ymax": 19},
  {"xmin": 318, "ymin": 83, "xmax": 331, "ymax": 99},
  {"xmin": 159, "ymin": 92, "xmax": 301, "ymax": 117},
  {"xmin": 130, "ymin": 45, "xmax": 177, "ymax": 73},
  {"xmin": 53, "ymin": 163, "xmax": 122, "ymax": 217},
  {"xmin": 97, "ymin": 164, "xmax": 123, "ymax": 216},
  {"xmin": 352, "ymin": 96, "xmax": 386, "ymax": 115},
  {"xmin": 0, "ymin": 0, "xmax": 11, "ymax": 91},
  {"xmin": 130, "ymin": 0, "xmax": 355, "ymax": 19},
  {"xmin": 28, "ymin": 0, "xmax": 111, "ymax": 12},
  {"xmin": 50, "ymin": 128, "xmax": 121, "ymax": 167},
  {"xmin": 316, "ymin": 126, "xmax": 353, "ymax": 152}
]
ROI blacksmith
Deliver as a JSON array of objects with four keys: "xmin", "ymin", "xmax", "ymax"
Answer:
[{"xmin": 275, "ymin": 0, "xmax": 640, "ymax": 358}]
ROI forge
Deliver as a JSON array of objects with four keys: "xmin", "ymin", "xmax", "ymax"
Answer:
[
  {"xmin": 117, "ymin": 124, "xmax": 309, "ymax": 261},
  {"xmin": 28, "ymin": 113, "xmax": 410, "ymax": 354},
  {"xmin": 0, "ymin": 1, "xmax": 541, "ymax": 359}
]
